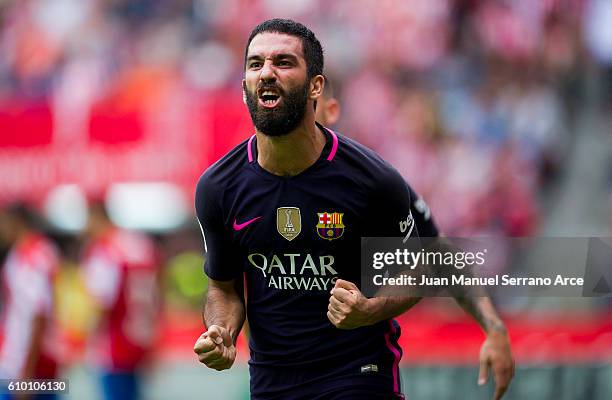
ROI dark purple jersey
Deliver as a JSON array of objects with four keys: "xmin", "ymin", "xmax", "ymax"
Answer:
[{"xmin": 195, "ymin": 123, "xmax": 438, "ymax": 398}]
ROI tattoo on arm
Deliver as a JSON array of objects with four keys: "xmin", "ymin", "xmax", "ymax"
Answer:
[
  {"xmin": 454, "ymin": 296, "xmax": 506, "ymax": 334},
  {"xmin": 426, "ymin": 238, "xmax": 506, "ymax": 335}
]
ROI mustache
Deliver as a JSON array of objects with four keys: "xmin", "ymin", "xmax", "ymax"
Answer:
[{"xmin": 256, "ymin": 83, "xmax": 284, "ymax": 95}]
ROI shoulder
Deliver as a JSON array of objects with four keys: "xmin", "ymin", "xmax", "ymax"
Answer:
[
  {"xmin": 198, "ymin": 136, "xmax": 251, "ymax": 190},
  {"xmin": 333, "ymin": 132, "xmax": 408, "ymax": 193},
  {"xmin": 196, "ymin": 136, "xmax": 252, "ymax": 206}
]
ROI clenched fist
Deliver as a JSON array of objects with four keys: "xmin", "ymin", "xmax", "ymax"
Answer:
[
  {"xmin": 327, "ymin": 279, "xmax": 374, "ymax": 329},
  {"xmin": 194, "ymin": 325, "xmax": 236, "ymax": 371}
]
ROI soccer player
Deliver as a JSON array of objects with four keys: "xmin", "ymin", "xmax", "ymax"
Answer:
[
  {"xmin": 0, "ymin": 204, "xmax": 60, "ymax": 400},
  {"xmin": 194, "ymin": 19, "xmax": 514, "ymax": 399},
  {"xmin": 81, "ymin": 202, "xmax": 160, "ymax": 400},
  {"xmin": 315, "ymin": 78, "xmax": 438, "ymax": 242},
  {"xmin": 314, "ymin": 76, "xmax": 340, "ymax": 127}
]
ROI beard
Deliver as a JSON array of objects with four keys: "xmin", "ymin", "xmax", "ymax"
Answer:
[{"xmin": 245, "ymin": 80, "xmax": 309, "ymax": 137}]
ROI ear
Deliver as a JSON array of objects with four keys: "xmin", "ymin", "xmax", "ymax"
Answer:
[
  {"xmin": 241, "ymin": 79, "xmax": 247, "ymax": 105},
  {"xmin": 309, "ymin": 75, "xmax": 325, "ymax": 102},
  {"xmin": 325, "ymin": 98, "xmax": 340, "ymax": 126}
]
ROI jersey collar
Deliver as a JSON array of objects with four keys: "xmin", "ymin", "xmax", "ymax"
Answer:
[{"xmin": 247, "ymin": 122, "xmax": 339, "ymax": 164}]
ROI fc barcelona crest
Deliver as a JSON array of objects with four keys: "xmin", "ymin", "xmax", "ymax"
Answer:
[
  {"xmin": 277, "ymin": 207, "xmax": 301, "ymax": 241},
  {"xmin": 316, "ymin": 212, "xmax": 345, "ymax": 240}
]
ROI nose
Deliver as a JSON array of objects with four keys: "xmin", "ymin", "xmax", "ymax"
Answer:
[{"xmin": 259, "ymin": 60, "xmax": 276, "ymax": 83}]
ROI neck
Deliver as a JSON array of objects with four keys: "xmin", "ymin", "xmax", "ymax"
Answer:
[{"xmin": 256, "ymin": 115, "xmax": 326, "ymax": 177}]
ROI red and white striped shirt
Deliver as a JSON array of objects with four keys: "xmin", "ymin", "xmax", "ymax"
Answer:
[
  {"xmin": 81, "ymin": 228, "xmax": 160, "ymax": 371},
  {"xmin": 0, "ymin": 234, "xmax": 60, "ymax": 379}
]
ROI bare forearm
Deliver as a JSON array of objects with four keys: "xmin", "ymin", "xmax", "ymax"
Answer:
[
  {"xmin": 363, "ymin": 296, "xmax": 422, "ymax": 325},
  {"xmin": 455, "ymin": 296, "xmax": 506, "ymax": 335},
  {"xmin": 426, "ymin": 239, "xmax": 506, "ymax": 335},
  {"xmin": 203, "ymin": 282, "xmax": 245, "ymax": 343}
]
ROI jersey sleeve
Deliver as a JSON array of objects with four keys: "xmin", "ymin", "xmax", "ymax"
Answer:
[
  {"xmin": 368, "ymin": 166, "xmax": 439, "ymax": 239},
  {"xmin": 195, "ymin": 173, "xmax": 242, "ymax": 281},
  {"xmin": 407, "ymin": 185, "xmax": 439, "ymax": 238}
]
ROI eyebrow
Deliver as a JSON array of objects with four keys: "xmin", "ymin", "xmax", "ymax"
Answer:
[{"xmin": 246, "ymin": 53, "xmax": 299, "ymax": 63}]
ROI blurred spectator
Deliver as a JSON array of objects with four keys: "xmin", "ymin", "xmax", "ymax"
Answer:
[
  {"xmin": 314, "ymin": 76, "xmax": 340, "ymax": 126},
  {"xmin": 584, "ymin": 0, "xmax": 612, "ymax": 108},
  {"xmin": 0, "ymin": 204, "xmax": 61, "ymax": 399},
  {"xmin": 80, "ymin": 202, "xmax": 161, "ymax": 400}
]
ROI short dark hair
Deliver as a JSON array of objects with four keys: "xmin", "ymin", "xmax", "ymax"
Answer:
[
  {"xmin": 4, "ymin": 202, "xmax": 41, "ymax": 229},
  {"xmin": 244, "ymin": 18, "xmax": 324, "ymax": 79}
]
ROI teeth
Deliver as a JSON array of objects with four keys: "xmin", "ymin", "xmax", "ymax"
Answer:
[{"xmin": 262, "ymin": 91, "xmax": 278, "ymax": 97}]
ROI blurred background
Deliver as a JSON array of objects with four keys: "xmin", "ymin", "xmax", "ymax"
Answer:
[{"xmin": 0, "ymin": 0, "xmax": 611, "ymax": 399}]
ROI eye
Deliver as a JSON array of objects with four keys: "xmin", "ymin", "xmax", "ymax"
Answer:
[
  {"xmin": 249, "ymin": 61, "xmax": 262, "ymax": 69},
  {"xmin": 278, "ymin": 60, "xmax": 292, "ymax": 67}
]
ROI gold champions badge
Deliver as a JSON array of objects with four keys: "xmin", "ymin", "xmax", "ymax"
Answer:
[{"xmin": 277, "ymin": 207, "xmax": 301, "ymax": 241}]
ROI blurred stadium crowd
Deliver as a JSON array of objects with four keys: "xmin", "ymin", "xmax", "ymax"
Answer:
[
  {"xmin": 1, "ymin": 0, "xmax": 611, "ymax": 234},
  {"xmin": 1, "ymin": 0, "xmax": 612, "ymax": 398}
]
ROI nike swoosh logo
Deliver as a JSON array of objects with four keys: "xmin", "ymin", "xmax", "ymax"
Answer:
[{"xmin": 233, "ymin": 216, "xmax": 262, "ymax": 231}]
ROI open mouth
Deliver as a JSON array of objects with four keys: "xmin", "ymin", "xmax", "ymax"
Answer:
[{"xmin": 258, "ymin": 89, "xmax": 281, "ymax": 108}]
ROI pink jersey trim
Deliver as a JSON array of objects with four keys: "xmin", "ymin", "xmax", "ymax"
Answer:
[
  {"xmin": 325, "ymin": 128, "xmax": 339, "ymax": 161},
  {"xmin": 385, "ymin": 320, "xmax": 402, "ymax": 396},
  {"xmin": 249, "ymin": 130, "xmax": 337, "ymax": 162},
  {"xmin": 247, "ymin": 134, "xmax": 256, "ymax": 162}
]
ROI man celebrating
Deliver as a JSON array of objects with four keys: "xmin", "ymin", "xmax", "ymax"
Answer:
[{"xmin": 194, "ymin": 19, "xmax": 513, "ymax": 399}]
